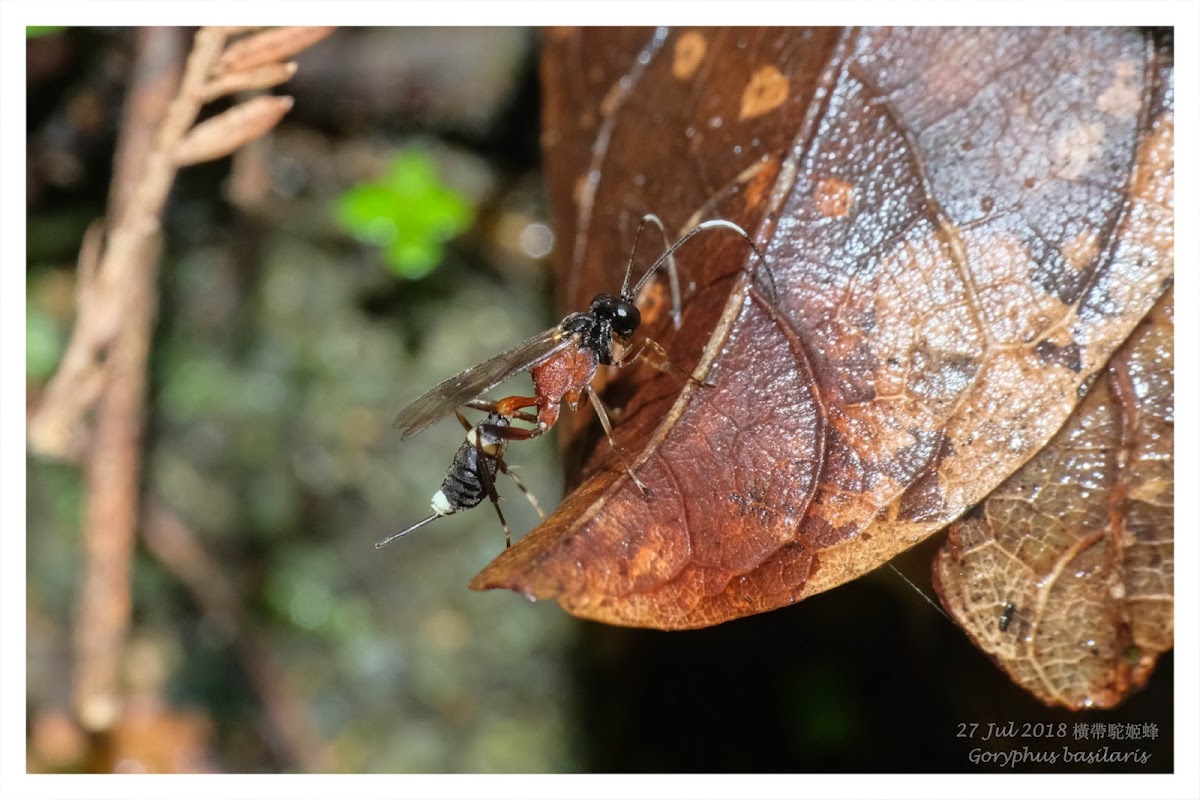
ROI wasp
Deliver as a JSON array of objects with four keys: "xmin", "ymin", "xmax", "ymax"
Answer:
[
  {"xmin": 392, "ymin": 214, "xmax": 773, "ymax": 491},
  {"xmin": 376, "ymin": 410, "xmax": 544, "ymax": 549}
]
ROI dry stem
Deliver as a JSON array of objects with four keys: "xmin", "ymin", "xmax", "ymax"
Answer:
[
  {"xmin": 71, "ymin": 26, "xmax": 195, "ymax": 732},
  {"xmin": 46, "ymin": 25, "xmax": 333, "ymax": 733}
]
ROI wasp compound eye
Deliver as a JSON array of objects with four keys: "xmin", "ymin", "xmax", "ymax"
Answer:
[{"xmin": 611, "ymin": 300, "xmax": 640, "ymax": 335}]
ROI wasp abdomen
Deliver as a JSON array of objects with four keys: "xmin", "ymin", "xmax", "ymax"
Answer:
[{"xmin": 432, "ymin": 443, "xmax": 496, "ymax": 515}]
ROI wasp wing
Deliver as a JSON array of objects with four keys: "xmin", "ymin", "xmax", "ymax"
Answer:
[{"xmin": 393, "ymin": 327, "xmax": 575, "ymax": 440}]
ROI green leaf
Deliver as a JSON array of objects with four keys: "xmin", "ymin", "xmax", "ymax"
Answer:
[
  {"xmin": 386, "ymin": 238, "xmax": 441, "ymax": 278},
  {"xmin": 333, "ymin": 149, "xmax": 474, "ymax": 280},
  {"xmin": 27, "ymin": 26, "xmax": 66, "ymax": 38},
  {"xmin": 335, "ymin": 186, "xmax": 401, "ymax": 245}
]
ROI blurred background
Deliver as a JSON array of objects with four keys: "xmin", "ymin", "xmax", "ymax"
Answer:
[{"xmin": 25, "ymin": 27, "xmax": 1172, "ymax": 774}]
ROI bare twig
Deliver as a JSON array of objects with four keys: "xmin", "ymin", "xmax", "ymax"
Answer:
[
  {"xmin": 28, "ymin": 26, "xmax": 333, "ymax": 459},
  {"xmin": 35, "ymin": 25, "xmax": 336, "ymax": 733},
  {"xmin": 215, "ymin": 26, "xmax": 334, "ymax": 74},
  {"xmin": 200, "ymin": 61, "xmax": 298, "ymax": 103},
  {"xmin": 175, "ymin": 95, "xmax": 295, "ymax": 166},
  {"xmin": 27, "ymin": 27, "xmax": 225, "ymax": 460},
  {"xmin": 72, "ymin": 27, "xmax": 188, "ymax": 732},
  {"xmin": 141, "ymin": 504, "xmax": 336, "ymax": 771}
]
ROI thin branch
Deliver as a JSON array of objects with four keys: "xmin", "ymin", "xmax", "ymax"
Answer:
[
  {"xmin": 52, "ymin": 25, "xmax": 335, "ymax": 733},
  {"xmin": 72, "ymin": 26, "xmax": 190, "ymax": 732},
  {"xmin": 215, "ymin": 26, "xmax": 334, "ymax": 74},
  {"xmin": 26, "ymin": 21, "xmax": 196, "ymax": 461},
  {"xmin": 200, "ymin": 61, "xmax": 298, "ymax": 103},
  {"xmin": 27, "ymin": 27, "xmax": 226, "ymax": 460},
  {"xmin": 141, "ymin": 503, "xmax": 336, "ymax": 771},
  {"xmin": 175, "ymin": 95, "xmax": 294, "ymax": 166},
  {"xmin": 28, "ymin": 26, "xmax": 333, "ymax": 459}
]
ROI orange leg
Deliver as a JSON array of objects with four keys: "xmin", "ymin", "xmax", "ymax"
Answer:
[
  {"xmin": 466, "ymin": 396, "xmax": 539, "ymax": 424},
  {"xmin": 494, "ymin": 395, "xmax": 539, "ymax": 418},
  {"xmin": 474, "ymin": 395, "xmax": 560, "ymax": 441},
  {"xmin": 488, "ymin": 424, "xmax": 542, "ymax": 441}
]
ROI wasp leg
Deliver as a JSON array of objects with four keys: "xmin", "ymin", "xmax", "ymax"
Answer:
[
  {"xmin": 476, "ymin": 395, "xmax": 541, "ymax": 423},
  {"xmin": 483, "ymin": 419, "xmax": 544, "ymax": 442},
  {"xmin": 483, "ymin": 475, "xmax": 511, "ymax": 548},
  {"xmin": 473, "ymin": 426, "xmax": 512, "ymax": 549},
  {"xmin": 479, "ymin": 398, "xmax": 550, "ymax": 441},
  {"xmin": 498, "ymin": 459, "xmax": 545, "ymax": 520},
  {"xmin": 465, "ymin": 398, "xmax": 538, "ymax": 424},
  {"xmin": 585, "ymin": 384, "xmax": 649, "ymax": 495},
  {"xmin": 616, "ymin": 336, "xmax": 714, "ymax": 388}
]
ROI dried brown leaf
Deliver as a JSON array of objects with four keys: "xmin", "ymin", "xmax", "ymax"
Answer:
[
  {"xmin": 932, "ymin": 288, "xmax": 1173, "ymax": 709},
  {"xmin": 472, "ymin": 28, "xmax": 1173, "ymax": 636}
]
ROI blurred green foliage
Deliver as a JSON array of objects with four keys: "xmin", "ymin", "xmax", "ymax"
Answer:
[
  {"xmin": 26, "ymin": 302, "xmax": 63, "ymax": 380},
  {"xmin": 26, "ymin": 26, "xmax": 66, "ymax": 38},
  {"xmin": 334, "ymin": 150, "xmax": 473, "ymax": 279}
]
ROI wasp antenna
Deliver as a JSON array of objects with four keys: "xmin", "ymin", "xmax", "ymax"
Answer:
[
  {"xmin": 623, "ymin": 213, "xmax": 682, "ymax": 328},
  {"xmin": 630, "ymin": 219, "xmax": 711, "ymax": 297},
  {"xmin": 648, "ymin": 214, "xmax": 682, "ymax": 329},
  {"xmin": 630, "ymin": 218, "xmax": 776, "ymax": 304},
  {"xmin": 376, "ymin": 514, "xmax": 439, "ymax": 549},
  {"xmin": 620, "ymin": 213, "xmax": 667, "ymax": 297},
  {"xmin": 711, "ymin": 220, "xmax": 775, "ymax": 300}
]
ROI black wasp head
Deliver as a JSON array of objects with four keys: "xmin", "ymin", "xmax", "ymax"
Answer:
[{"xmin": 590, "ymin": 293, "xmax": 641, "ymax": 337}]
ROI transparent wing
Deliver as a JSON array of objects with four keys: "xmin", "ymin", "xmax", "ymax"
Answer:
[{"xmin": 393, "ymin": 327, "xmax": 574, "ymax": 440}]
